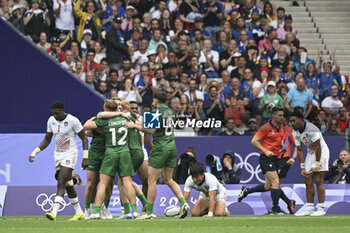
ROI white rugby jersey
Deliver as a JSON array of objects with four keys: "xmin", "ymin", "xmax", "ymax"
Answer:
[
  {"xmin": 184, "ymin": 173, "xmax": 225, "ymax": 197},
  {"xmin": 292, "ymin": 122, "xmax": 329, "ymax": 154},
  {"xmin": 47, "ymin": 114, "xmax": 83, "ymax": 153}
]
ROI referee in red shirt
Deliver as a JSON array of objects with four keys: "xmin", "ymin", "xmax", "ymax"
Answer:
[{"xmin": 238, "ymin": 107, "xmax": 296, "ymax": 215}]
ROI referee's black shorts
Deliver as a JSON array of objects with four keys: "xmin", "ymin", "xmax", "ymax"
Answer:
[{"xmin": 259, "ymin": 154, "xmax": 291, "ymax": 178}]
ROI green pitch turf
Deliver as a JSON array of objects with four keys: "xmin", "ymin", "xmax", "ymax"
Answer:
[{"xmin": 1, "ymin": 215, "xmax": 349, "ymax": 233}]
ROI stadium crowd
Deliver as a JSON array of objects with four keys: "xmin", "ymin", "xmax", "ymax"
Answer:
[{"xmin": 2, "ymin": 0, "xmax": 350, "ymax": 136}]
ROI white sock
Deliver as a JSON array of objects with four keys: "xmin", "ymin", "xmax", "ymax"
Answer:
[
  {"xmin": 52, "ymin": 196, "xmax": 64, "ymax": 215},
  {"xmin": 69, "ymin": 197, "xmax": 83, "ymax": 214},
  {"xmin": 318, "ymin": 203, "xmax": 325, "ymax": 211},
  {"xmin": 306, "ymin": 203, "xmax": 314, "ymax": 211}
]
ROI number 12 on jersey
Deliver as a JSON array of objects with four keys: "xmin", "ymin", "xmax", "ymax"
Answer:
[{"xmin": 109, "ymin": 127, "xmax": 128, "ymax": 146}]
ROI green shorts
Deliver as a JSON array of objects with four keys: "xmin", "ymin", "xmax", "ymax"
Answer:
[
  {"xmin": 99, "ymin": 149, "xmax": 133, "ymax": 177},
  {"xmin": 87, "ymin": 149, "xmax": 105, "ymax": 172},
  {"xmin": 130, "ymin": 149, "xmax": 144, "ymax": 172},
  {"xmin": 149, "ymin": 146, "xmax": 177, "ymax": 169}
]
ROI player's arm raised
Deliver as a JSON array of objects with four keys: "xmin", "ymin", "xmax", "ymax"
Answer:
[
  {"xmin": 204, "ymin": 190, "xmax": 217, "ymax": 218},
  {"xmin": 83, "ymin": 116, "xmax": 97, "ymax": 130},
  {"xmin": 124, "ymin": 120, "xmax": 157, "ymax": 134},
  {"xmin": 251, "ymin": 135, "xmax": 273, "ymax": 157},
  {"xmin": 97, "ymin": 111, "xmax": 130, "ymax": 119},
  {"xmin": 28, "ymin": 132, "xmax": 53, "ymax": 162}
]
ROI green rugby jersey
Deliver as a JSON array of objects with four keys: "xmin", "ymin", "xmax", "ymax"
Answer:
[
  {"xmin": 128, "ymin": 115, "xmax": 142, "ymax": 150},
  {"xmin": 95, "ymin": 116, "xmax": 129, "ymax": 151},
  {"xmin": 153, "ymin": 104, "xmax": 177, "ymax": 148},
  {"xmin": 89, "ymin": 130, "xmax": 105, "ymax": 153}
]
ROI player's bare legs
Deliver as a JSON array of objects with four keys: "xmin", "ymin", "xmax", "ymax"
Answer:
[
  {"xmin": 138, "ymin": 160, "xmax": 149, "ymax": 197},
  {"xmin": 192, "ymin": 198, "xmax": 209, "ymax": 216},
  {"xmin": 146, "ymin": 166, "xmax": 162, "ymax": 210},
  {"xmin": 311, "ymin": 172, "xmax": 326, "ymax": 216},
  {"xmin": 162, "ymin": 167, "xmax": 185, "ymax": 199},
  {"xmin": 91, "ymin": 174, "xmax": 113, "ymax": 218},
  {"xmin": 85, "ymin": 171, "xmax": 99, "ymax": 209},
  {"xmin": 214, "ymin": 200, "xmax": 226, "ymax": 216},
  {"xmin": 117, "ymin": 177, "xmax": 132, "ymax": 218},
  {"xmin": 305, "ymin": 174, "xmax": 315, "ymax": 203},
  {"xmin": 47, "ymin": 167, "xmax": 83, "ymax": 220},
  {"xmin": 265, "ymin": 171, "xmax": 283, "ymax": 213}
]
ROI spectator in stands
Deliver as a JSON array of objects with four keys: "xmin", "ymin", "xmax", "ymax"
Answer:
[
  {"xmin": 241, "ymin": 0, "xmax": 255, "ymax": 22},
  {"xmin": 176, "ymin": 40, "xmax": 191, "ymax": 70},
  {"xmin": 107, "ymin": 69, "xmax": 120, "ymax": 92},
  {"xmin": 203, "ymin": 85, "xmax": 224, "ymax": 135},
  {"xmin": 246, "ymin": 7, "xmax": 260, "ymax": 32},
  {"xmin": 199, "ymin": 38, "xmax": 219, "ymax": 79},
  {"xmin": 219, "ymin": 119, "xmax": 238, "ymax": 136},
  {"xmin": 186, "ymin": 56, "xmax": 202, "ymax": 81},
  {"xmin": 313, "ymin": 109, "xmax": 328, "ymax": 134},
  {"xmin": 61, "ymin": 50, "xmax": 75, "ymax": 73},
  {"xmin": 285, "ymin": 77, "xmax": 312, "ymax": 117},
  {"xmin": 106, "ymin": 16, "xmax": 128, "ymax": 70},
  {"xmin": 121, "ymin": 5, "xmax": 134, "ymax": 32},
  {"xmin": 271, "ymin": 67, "xmax": 283, "ymax": 84},
  {"xmin": 323, "ymin": 118, "xmax": 342, "ymax": 136},
  {"xmin": 102, "ymin": 0, "xmax": 125, "ymax": 33},
  {"xmin": 190, "ymin": 17, "xmax": 209, "ymax": 42},
  {"xmin": 274, "ymin": 7, "xmax": 285, "ymax": 29},
  {"xmin": 74, "ymin": 0, "xmax": 106, "ymax": 42},
  {"xmin": 219, "ymin": 39, "xmax": 238, "ymax": 72},
  {"xmin": 165, "ymin": 87, "xmax": 174, "ymax": 105},
  {"xmin": 109, "ymin": 88, "xmax": 118, "ymax": 98},
  {"xmin": 125, "ymin": 17, "xmax": 143, "ymax": 42},
  {"xmin": 80, "ymin": 29, "xmax": 94, "ymax": 53},
  {"xmin": 185, "ymin": 79, "xmax": 204, "ymax": 104},
  {"xmin": 85, "ymin": 70, "xmax": 97, "ymax": 90},
  {"xmin": 244, "ymin": 118, "xmax": 258, "ymax": 135},
  {"xmin": 259, "ymin": 81, "xmax": 284, "ymax": 122},
  {"xmin": 159, "ymin": 9, "xmax": 171, "ymax": 34},
  {"xmin": 0, "ymin": 0, "xmax": 11, "ymax": 20},
  {"xmin": 118, "ymin": 57, "xmax": 137, "ymax": 82},
  {"xmin": 23, "ymin": 0, "xmax": 50, "ymax": 43},
  {"xmin": 93, "ymin": 41, "xmax": 106, "ymax": 64},
  {"xmin": 324, "ymin": 149, "xmax": 350, "ymax": 184},
  {"xmin": 271, "ymin": 45, "xmax": 289, "ymax": 72},
  {"xmin": 151, "ymin": 68, "xmax": 167, "ymax": 93},
  {"xmin": 278, "ymin": 85, "xmax": 289, "ymax": 103},
  {"xmin": 294, "ymin": 47, "xmax": 314, "ymax": 73},
  {"xmin": 170, "ymin": 96, "xmax": 180, "ymax": 112},
  {"xmin": 149, "ymin": 0, "xmax": 166, "ymax": 19},
  {"xmin": 237, "ymin": 29, "xmax": 250, "ymax": 53},
  {"xmin": 97, "ymin": 81, "xmax": 109, "ymax": 98},
  {"xmin": 96, "ymin": 58, "xmax": 109, "ymax": 81},
  {"xmin": 118, "ymin": 77, "xmax": 142, "ymax": 103},
  {"xmin": 36, "ymin": 31, "xmax": 50, "ymax": 50},
  {"xmin": 197, "ymin": 73, "xmax": 208, "ymax": 92},
  {"xmin": 228, "ymin": 77, "xmax": 249, "ymax": 106},
  {"xmin": 201, "ymin": 0, "xmax": 224, "ymax": 38},
  {"xmin": 131, "ymin": 37, "xmax": 149, "ymax": 72},
  {"xmin": 134, "ymin": 64, "xmax": 153, "ymax": 106},
  {"xmin": 230, "ymin": 55, "xmax": 246, "ymax": 80},
  {"xmin": 178, "ymin": 0, "xmax": 200, "ymax": 32},
  {"xmin": 75, "ymin": 61, "xmax": 84, "ymax": 80},
  {"xmin": 8, "ymin": 4, "xmax": 24, "ymax": 30},
  {"xmin": 53, "ymin": 0, "xmax": 74, "ymax": 36},
  {"xmin": 224, "ymin": 96, "xmax": 246, "ymax": 128},
  {"xmin": 47, "ymin": 37, "xmax": 65, "ymax": 62},
  {"xmin": 304, "ymin": 63, "xmax": 318, "ymax": 91},
  {"xmin": 233, "ymin": 16, "xmax": 253, "ymax": 42},
  {"xmin": 221, "ymin": 150, "xmax": 241, "ymax": 184},
  {"xmin": 219, "ymin": 70, "xmax": 231, "ymax": 98},
  {"xmin": 148, "ymin": 28, "xmax": 167, "ymax": 53},
  {"xmin": 70, "ymin": 41, "xmax": 84, "ymax": 63},
  {"xmin": 258, "ymin": 28, "xmax": 277, "ymax": 53},
  {"xmin": 263, "ymin": 1, "xmax": 276, "ymax": 28},
  {"xmin": 276, "ymin": 13, "xmax": 298, "ymax": 41},
  {"xmin": 212, "ymin": 31, "xmax": 228, "ymax": 54},
  {"xmin": 316, "ymin": 49, "xmax": 340, "ymax": 99},
  {"xmin": 83, "ymin": 49, "xmax": 101, "ymax": 73},
  {"xmin": 252, "ymin": 13, "xmax": 272, "ymax": 45},
  {"xmin": 321, "ymin": 84, "xmax": 343, "ymax": 117},
  {"xmin": 338, "ymin": 107, "xmax": 349, "ymax": 136}
]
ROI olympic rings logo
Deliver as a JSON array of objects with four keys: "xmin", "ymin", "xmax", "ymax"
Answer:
[
  {"xmin": 235, "ymin": 152, "xmax": 265, "ymax": 184},
  {"xmin": 36, "ymin": 193, "xmax": 70, "ymax": 212}
]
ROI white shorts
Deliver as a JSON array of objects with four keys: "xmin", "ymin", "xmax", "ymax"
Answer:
[
  {"xmin": 305, "ymin": 149, "xmax": 329, "ymax": 174},
  {"xmin": 199, "ymin": 189, "xmax": 227, "ymax": 205},
  {"xmin": 143, "ymin": 148, "xmax": 148, "ymax": 161},
  {"xmin": 54, "ymin": 151, "xmax": 78, "ymax": 171}
]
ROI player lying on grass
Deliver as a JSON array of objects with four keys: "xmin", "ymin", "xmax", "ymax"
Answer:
[
  {"xmin": 83, "ymin": 99, "xmax": 139, "ymax": 219},
  {"xmin": 97, "ymin": 100, "xmax": 148, "ymax": 219},
  {"xmin": 183, "ymin": 162, "xmax": 229, "ymax": 217},
  {"xmin": 29, "ymin": 101, "xmax": 87, "ymax": 221},
  {"xmin": 290, "ymin": 111, "xmax": 329, "ymax": 216}
]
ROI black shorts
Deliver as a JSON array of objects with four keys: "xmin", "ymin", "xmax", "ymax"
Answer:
[{"xmin": 259, "ymin": 154, "xmax": 291, "ymax": 178}]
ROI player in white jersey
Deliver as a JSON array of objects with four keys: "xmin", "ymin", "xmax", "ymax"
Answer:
[
  {"xmin": 184, "ymin": 162, "xmax": 228, "ymax": 217},
  {"xmin": 28, "ymin": 101, "xmax": 88, "ymax": 221},
  {"xmin": 289, "ymin": 111, "xmax": 329, "ymax": 216}
]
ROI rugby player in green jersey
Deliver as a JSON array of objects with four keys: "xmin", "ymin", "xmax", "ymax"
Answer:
[
  {"xmin": 83, "ymin": 99, "xmax": 137, "ymax": 219},
  {"xmin": 125, "ymin": 92, "xmax": 190, "ymax": 219}
]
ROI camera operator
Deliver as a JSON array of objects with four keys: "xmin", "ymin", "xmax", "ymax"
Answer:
[
  {"xmin": 205, "ymin": 154, "xmax": 223, "ymax": 181},
  {"xmin": 221, "ymin": 150, "xmax": 241, "ymax": 184},
  {"xmin": 173, "ymin": 146, "xmax": 197, "ymax": 184},
  {"xmin": 324, "ymin": 149, "xmax": 350, "ymax": 184}
]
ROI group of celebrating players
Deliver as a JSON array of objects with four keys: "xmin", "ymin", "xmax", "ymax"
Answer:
[{"xmin": 29, "ymin": 92, "xmax": 330, "ymax": 220}]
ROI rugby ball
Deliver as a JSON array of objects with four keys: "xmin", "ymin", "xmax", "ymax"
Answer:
[{"xmin": 164, "ymin": 205, "xmax": 180, "ymax": 217}]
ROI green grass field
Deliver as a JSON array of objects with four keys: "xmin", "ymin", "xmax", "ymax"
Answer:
[{"xmin": 1, "ymin": 216, "xmax": 349, "ymax": 233}]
